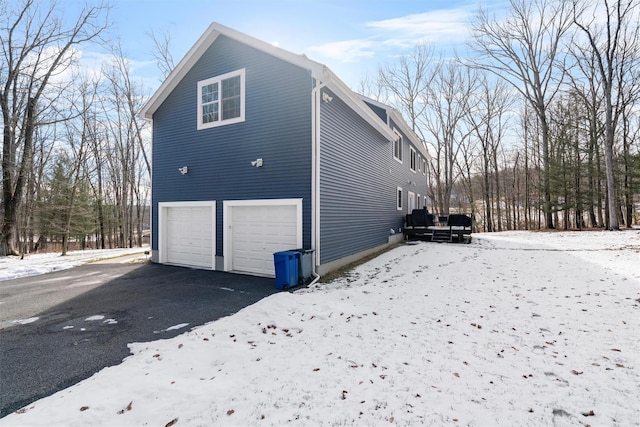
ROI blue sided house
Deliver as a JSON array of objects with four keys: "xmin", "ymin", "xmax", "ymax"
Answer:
[{"xmin": 140, "ymin": 22, "xmax": 430, "ymax": 278}]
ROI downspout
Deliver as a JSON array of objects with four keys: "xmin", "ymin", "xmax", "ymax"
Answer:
[{"xmin": 309, "ymin": 75, "xmax": 327, "ymax": 287}]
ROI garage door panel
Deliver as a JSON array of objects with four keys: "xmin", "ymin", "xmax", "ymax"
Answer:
[
  {"xmin": 232, "ymin": 230, "xmax": 296, "ymax": 247},
  {"xmin": 229, "ymin": 203, "xmax": 300, "ymax": 276},
  {"xmin": 234, "ymin": 224, "xmax": 297, "ymax": 237},
  {"xmin": 164, "ymin": 205, "xmax": 214, "ymax": 269}
]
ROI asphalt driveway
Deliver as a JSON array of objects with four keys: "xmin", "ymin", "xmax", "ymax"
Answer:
[{"xmin": 0, "ymin": 261, "xmax": 277, "ymax": 418}]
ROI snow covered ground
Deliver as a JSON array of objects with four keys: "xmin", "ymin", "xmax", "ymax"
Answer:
[
  {"xmin": 1, "ymin": 230, "xmax": 639, "ymax": 426},
  {"xmin": 0, "ymin": 247, "xmax": 149, "ymax": 282}
]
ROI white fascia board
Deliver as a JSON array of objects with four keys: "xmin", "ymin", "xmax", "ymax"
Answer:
[
  {"xmin": 140, "ymin": 21, "xmax": 387, "ymax": 141},
  {"xmin": 357, "ymin": 94, "xmax": 390, "ymax": 112},
  {"xmin": 324, "ymin": 70, "xmax": 396, "ymax": 142},
  {"xmin": 140, "ymin": 24, "xmax": 220, "ymax": 121},
  {"xmin": 212, "ymin": 22, "xmax": 326, "ymax": 78},
  {"xmin": 388, "ymin": 109, "xmax": 431, "ymax": 161},
  {"xmin": 357, "ymin": 94, "xmax": 430, "ymax": 160},
  {"xmin": 140, "ymin": 22, "xmax": 326, "ymax": 121}
]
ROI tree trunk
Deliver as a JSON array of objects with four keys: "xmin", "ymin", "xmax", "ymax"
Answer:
[
  {"xmin": 483, "ymin": 150, "xmax": 493, "ymax": 232},
  {"xmin": 540, "ymin": 116, "xmax": 555, "ymax": 229},
  {"xmin": 603, "ymin": 91, "xmax": 619, "ymax": 230},
  {"xmin": 1, "ymin": 98, "xmax": 36, "ymax": 256}
]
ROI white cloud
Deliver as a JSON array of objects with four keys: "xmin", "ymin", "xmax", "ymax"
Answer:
[
  {"xmin": 307, "ymin": 6, "xmax": 475, "ymax": 64},
  {"xmin": 308, "ymin": 38, "xmax": 378, "ymax": 63},
  {"xmin": 367, "ymin": 7, "xmax": 474, "ymax": 44}
]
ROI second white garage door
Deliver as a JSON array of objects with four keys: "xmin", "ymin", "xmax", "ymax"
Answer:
[
  {"xmin": 160, "ymin": 202, "xmax": 215, "ymax": 269},
  {"xmin": 225, "ymin": 200, "xmax": 302, "ymax": 276}
]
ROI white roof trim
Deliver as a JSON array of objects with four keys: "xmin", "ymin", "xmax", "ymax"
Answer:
[
  {"xmin": 141, "ymin": 22, "xmax": 326, "ymax": 120},
  {"xmin": 140, "ymin": 22, "xmax": 395, "ymax": 141},
  {"xmin": 324, "ymin": 69, "xmax": 396, "ymax": 141},
  {"xmin": 357, "ymin": 95, "xmax": 430, "ymax": 160}
]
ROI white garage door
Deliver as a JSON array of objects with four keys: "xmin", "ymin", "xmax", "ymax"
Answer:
[
  {"xmin": 227, "ymin": 202, "xmax": 301, "ymax": 276},
  {"xmin": 165, "ymin": 205, "xmax": 214, "ymax": 269}
]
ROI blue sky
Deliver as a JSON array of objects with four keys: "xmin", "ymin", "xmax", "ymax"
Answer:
[{"xmin": 62, "ymin": 0, "xmax": 506, "ymax": 92}]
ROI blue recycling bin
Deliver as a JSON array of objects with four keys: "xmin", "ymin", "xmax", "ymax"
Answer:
[{"xmin": 273, "ymin": 251, "xmax": 299, "ymax": 290}]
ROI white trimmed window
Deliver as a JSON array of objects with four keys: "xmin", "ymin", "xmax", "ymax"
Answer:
[
  {"xmin": 197, "ymin": 69, "xmax": 245, "ymax": 130},
  {"xmin": 397, "ymin": 187, "xmax": 403, "ymax": 210},
  {"xmin": 423, "ymin": 158, "xmax": 427, "ymax": 175},
  {"xmin": 408, "ymin": 191, "xmax": 416, "ymax": 213},
  {"xmin": 410, "ymin": 147, "xmax": 417, "ymax": 172},
  {"xmin": 393, "ymin": 130, "xmax": 403, "ymax": 162}
]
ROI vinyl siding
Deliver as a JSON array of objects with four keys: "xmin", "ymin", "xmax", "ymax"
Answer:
[
  {"xmin": 389, "ymin": 117, "xmax": 429, "ymax": 229},
  {"xmin": 319, "ymin": 89, "xmax": 397, "ymax": 265},
  {"xmin": 360, "ymin": 100, "xmax": 430, "ymax": 227},
  {"xmin": 362, "ymin": 100, "xmax": 388, "ymax": 124},
  {"xmin": 151, "ymin": 35, "xmax": 313, "ymax": 255}
]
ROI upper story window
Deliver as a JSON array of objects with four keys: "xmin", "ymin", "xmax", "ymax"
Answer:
[
  {"xmin": 393, "ymin": 130, "xmax": 403, "ymax": 162},
  {"xmin": 410, "ymin": 147, "xmax": 417, "ymax": 172},
  {"xmin": 197, "ymin": 69, "xmax": 245, "ymax": 130}
]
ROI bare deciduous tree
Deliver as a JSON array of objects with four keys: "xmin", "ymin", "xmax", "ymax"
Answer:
[
  {"xmin": 377, "ymin": 43, "xmax": 437, "ymax": 138},
  {"xmin": 148, "ymin": 28, "xmax": 175, "ymax": 80},
  {"xmin": 422, "ymin": 60, "xmax": 477, "ymax": 214},
  {"xmin": 0, "ymin": 0, "xmax": 109, "ymax": 255},
  {"xmin": 572, "ymin": 0, "xmax": 640, "ymax": 230},
  {"xmin": 467, "ymin": 74, "xmax": 514, "ymax": 231},
  {"xmin": 469, "ymin": 0, "xmax": 573, "ymax": 229},
  {"xmin": 101, "ymin": 42, "xmax": 150, "ymax": 248}
]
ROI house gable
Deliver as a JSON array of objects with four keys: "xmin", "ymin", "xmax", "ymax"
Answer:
[
  {"xmin": 141, "ymin": 22, "xmax": 395, "ymax": 143},
  {"xmin": 151, "ymin": 34, "xmax": 314, "ymax": 258},
  {"xmin": 146, "ymin": 22, "xmax": 431, "ymax": 277},
  {"xmin": 361, "ymin": 99, "xmax": 388, "ymax": 125}
]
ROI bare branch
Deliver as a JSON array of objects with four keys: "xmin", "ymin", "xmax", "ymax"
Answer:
[{"xmin": 147, "ymin": 28, "xmax": 175, "ymax": 80}]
